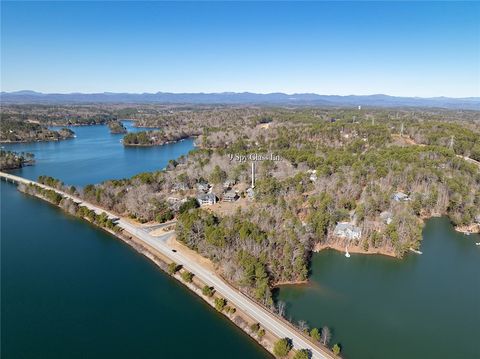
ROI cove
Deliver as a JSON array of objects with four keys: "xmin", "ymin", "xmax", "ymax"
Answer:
[{"xmin": 276, "ymin": 217, "xmax": 480, "ymax": 359}]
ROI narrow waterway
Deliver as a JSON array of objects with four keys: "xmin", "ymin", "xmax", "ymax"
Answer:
[{"xmin": 276, "ymin": 218, "xmax": 480, "ymax": 359}]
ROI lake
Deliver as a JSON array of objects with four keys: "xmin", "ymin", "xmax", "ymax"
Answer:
[
  {"xmin": 2, "ymin": 121, "xmax": 194, "ymax": 185},
  {"xmin": 276, "ymin": 217, "xmax": 480, "ymax": 359},
  {"xmin": 2, "ymin": 123, "xmax": 479, "ymax": 359},
  {"xmin": 1, "ymin": 123, "xmax": 271, "ymax": 359}
]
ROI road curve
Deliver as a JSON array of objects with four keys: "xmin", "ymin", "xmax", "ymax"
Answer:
[{"xmin": 1, "ymin": 171, "xmax": 335, "ymax": 359}]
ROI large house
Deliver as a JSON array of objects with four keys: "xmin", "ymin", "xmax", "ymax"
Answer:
[
  {"xmin": 197, "ymin": 193, "xmax": 217, "ymax": 206},
  {"xmin": 223, "ymin": 190, "xmax": 237, "ymax": 202},
  {"xmin": 333, "ymin": 222, "xmax": 362, "ymax": 240}
]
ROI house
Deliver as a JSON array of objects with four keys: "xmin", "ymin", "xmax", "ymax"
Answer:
[
  {"xmin": 475, "ymin": 215, "xmax": 480, "ymax": 224},
  {"xmin": 223, "ymin": 179, "xmax": 236, "ymax": 189},
  {"xmin": 333, "ymin": 222, "xmax": 362, "ymax": 240},
  {"xmin": 392, "ymin": 192, "xmax": 410, "ymax": 202},
  {"xmin": 223, "ymin": 190, "xmax": 237, "ymax": 202},
  {"xmin": 380, "ymin": 211, "xmax": 393, "ymax": 224},
  {"xmin": 196, "ymin": 182, "xmax": 210, "ymax": 193},
  {"xmin": 197, "ymin": 193, "xmax": 217, "ymax": 206},
  {"xmin": 246, "ymin": 187, "xmax": 255, "ymax": 200}
]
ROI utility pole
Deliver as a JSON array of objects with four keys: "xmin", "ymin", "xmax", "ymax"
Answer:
[
  {"xmin": 400, "ymin": 122, "xmax": 404, "ymax": 137},
  {"xmin": 251, "ymin": 162, "xmax": 255, "ymax": 189}
]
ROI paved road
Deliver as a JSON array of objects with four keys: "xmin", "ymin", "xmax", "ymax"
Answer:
[{"xmin": 1, "ymin": 172, "xmax": 334, "ymax": 359}]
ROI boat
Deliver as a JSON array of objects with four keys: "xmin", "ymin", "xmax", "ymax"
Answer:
[
  {"xmin": 476, "ymin": 243, "xmax": 480, "ymax": 246},
  {"xmin": 345, "ymin": 246, "xmax": 350, "ymax": 258},
  {"xmin": 409, "ymin": 247, "xmax": 423, "ymax": 255}
]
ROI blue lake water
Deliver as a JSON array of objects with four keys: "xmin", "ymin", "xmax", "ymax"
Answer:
[
  {"xmin": 1, "ymin": 124, "xmax": 271, "ymax": 359},
  {"xmin": 3, "ymin": 121, "xmax": 194, "ymax": 185}
]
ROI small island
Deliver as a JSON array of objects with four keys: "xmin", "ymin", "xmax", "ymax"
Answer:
[
  {"xmin": 107, "ymin": 120, "xmax": 127, "ymax": 134},
  {"xmin": 0, "ymin": 150, "xmax": 35, "ymax": 170}
]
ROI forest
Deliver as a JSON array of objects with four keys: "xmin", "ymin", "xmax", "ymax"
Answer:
[
  {"xmin": 0, "ymin": 150, "xmax": 35, "ymax": 170},
  {"xmin": 0, "ymin": 119, "xmax": 74, "ymax": 143},
  {"xmin": 33, "ymin": 105, "xmax": 477, "ymax": 305}
]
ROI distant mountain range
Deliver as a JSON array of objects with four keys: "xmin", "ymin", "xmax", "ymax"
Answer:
[{"xmin": 1, "ymin": 91, "xmax": 479, "ymax": 109}]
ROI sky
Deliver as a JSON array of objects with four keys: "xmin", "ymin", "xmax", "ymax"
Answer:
[{"xmin": 1, "ymin": 1, "xmax": 479, "ymax": 97}]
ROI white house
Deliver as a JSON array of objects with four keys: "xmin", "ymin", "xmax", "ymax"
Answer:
[
  {"xmin": 334, "ymin": 222, "xmax": 362, "ymax": 240},
  {"xmin": 197, "ymin": 193, "xmax": 217, "ymax": 206}
]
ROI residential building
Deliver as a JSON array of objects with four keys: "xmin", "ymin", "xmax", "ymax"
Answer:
[
  {"xmin": 333, "ymin": 222, "xmax": 362, "ymax": 240},
  {"xmin": 223, "ymin": 190, "xmax": 238, "ymax": 202},
  {"xmin": 197, "ymin": 193, "xmax": 217, "ymax": 206}
]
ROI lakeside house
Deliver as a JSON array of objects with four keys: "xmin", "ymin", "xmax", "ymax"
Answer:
[
  {"xmin": 392, "ymin": 192, "xmax": 410, "ymax": 202},
  {"xmin": 333, "ymin": 222, "xmax": 362, "ymax": 240},
  {"xmin": 380, "ymin": 211, "xmax": 393, "ymax": 224},
  {"xmin": 222, "ymin": 190, "xmax": 238, "ymax": 202},
  {"xmin": 197, "ymin": 193, "xmax": 217, "ymax": 206}
]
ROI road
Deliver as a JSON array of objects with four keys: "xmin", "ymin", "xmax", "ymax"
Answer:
[{"xmin": 1, "ymin": 171, "xmax": 334, "ymax": 359}]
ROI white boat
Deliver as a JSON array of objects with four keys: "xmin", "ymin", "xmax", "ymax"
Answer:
[
  {"xmin": 409, "ymin": 247, "xmax": 423, "ymax": 255},
  {"xmin": 345, "ymin": 246, "xmax": 350, "ymax": 258},
  {"xmin": 476, "ymin": 242, "xmax": 480, "ymax": 246}
]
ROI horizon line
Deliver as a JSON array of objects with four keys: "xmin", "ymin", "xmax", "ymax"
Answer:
[{"xmin": 2, "ymin": 90, "xmax": 479, "ymax": 100}]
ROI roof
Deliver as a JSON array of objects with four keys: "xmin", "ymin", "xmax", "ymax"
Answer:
[
  {"xmin": 197, "ymin": 193, "xmax": 216, "ymax": 201},
  {"xmin": 223, "ymin": 190, "xmax": 236, "ymax": 198},
  {"xmin": 333, "ymin": 222, "xmax": 362, "ymax": 239}
]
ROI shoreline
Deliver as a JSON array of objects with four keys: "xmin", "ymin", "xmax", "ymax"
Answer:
[
  {"xmin": 455, "ymin": 223, "xmax": 480, "ymax": 234},
  {"xmin": 122, "ymin": 136, "xmax": 192, "ymax": 147},
  {"xmin": 11, "ymin": 181, "xmax": 337, "ymax": 359},
  {"xmin": 314, "ymin": 242, "xmax": 397, "ymax": 258}
]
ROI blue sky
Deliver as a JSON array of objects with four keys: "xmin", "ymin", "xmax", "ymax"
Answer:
[{"xmin": 1, "ymin": 1, "xmax": 479, "ymax": 97}]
